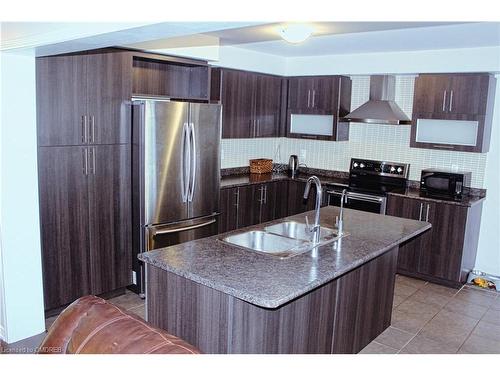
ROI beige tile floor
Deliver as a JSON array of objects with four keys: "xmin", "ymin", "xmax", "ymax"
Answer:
[
  {"xmin": 361, "ymin": 275, "xmax": 500, "ymax": 354},
  {"xmin": 44, "ymin": 275, "xmax": 500, "ymax": 354}
]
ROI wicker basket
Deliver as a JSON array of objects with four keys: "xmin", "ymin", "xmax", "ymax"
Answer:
[{"xmin": 249, "ymin": 158, "xmax": 273, "ymax": 174}]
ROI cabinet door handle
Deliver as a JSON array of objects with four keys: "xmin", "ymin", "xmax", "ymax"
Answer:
[
  {"xmin": 81, "ymin": 115, "xmax": 87, "ymax": 144},
  {"xmin": 425, "ymin": 204, "xmax": 430, "ymax": 222},
  {"xmin": 82, "ymin": 148, "xmax": 88, "ymax": 175},
  {"xmin": 432, "ymin": 144, "xmax": 455, "ymax": 149},
  {"xmin": 307, "ymin": 90, "xmax": 311, "ymax": 108},
  {"xmin": 419, "ymin": 202, "xmax": 423, "ymax": 221},
  {"xmin": 234, "ymin": 190, "xmax": 240, "ymax": 207},
  {"xmin": 88, "ymin": 147, "xmax": 96, "ymax": 175},
  {"xmin": 312, "ymin": 90, "xmax": 316, "ymax": 108},
  {"xmin": 442, "ymin": 90, "xmax": 447, "ymax": 112},
  {"xmin": 449, "ymin": 90, "xmax": 453, "ymax": 112},
  {"xmin": 234, "ymin": 189, "xmax": 240, "ymax": 228},
  {"xmin": 91, "ymin": 115, "xmax": 96, "ymax": 143},
  {"xmin": 264, "ymin": 185, "xmax": 267, "ymax": 204}
]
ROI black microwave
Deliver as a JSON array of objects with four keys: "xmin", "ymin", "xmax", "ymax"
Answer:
[{"xmin": 420, "ymin": 169, "xmax": 471, "ymax": 200}]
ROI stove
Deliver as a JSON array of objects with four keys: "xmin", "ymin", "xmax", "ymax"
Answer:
[{"xmin": 327, "ymin": 158, "xmax": 409, "ymax": 214}]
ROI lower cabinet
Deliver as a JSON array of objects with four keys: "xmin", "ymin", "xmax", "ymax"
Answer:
[
  {"xmin": 38, "ymin": 144, "xmax": 131, "ymax": 311},
  {"xmin": 219, "ymin": 179, "xmax": 323, "ymax": 234},
  {"xmin": 219, "ymin": 181, "xmax": 288, "ymax": 234},
  {"xmin": 386, "ymin": 194, "xmax": 482, "ymax": 287}
]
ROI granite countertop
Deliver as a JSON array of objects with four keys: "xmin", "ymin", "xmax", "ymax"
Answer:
[
  {"xmin": 220, "ymin": 172, "xmax": 484, "ymax": 207},
  {"xmin": 139, "ymin": 206, "xmax": 430, "ymax": 309},
  {"xmin": 387, "ymin": 188, "xmax": 485, "ymax": 207},
  {"xmin": 220, "ymin": 172, "xmax": 349, "ymax": 189}
]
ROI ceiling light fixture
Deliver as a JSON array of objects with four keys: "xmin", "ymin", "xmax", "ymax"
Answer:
[{"xmin": 279, "ymin": 23, "xmax": 314, "ymax": 44}]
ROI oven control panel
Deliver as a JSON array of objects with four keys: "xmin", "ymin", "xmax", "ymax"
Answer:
[{"xmin": 350, "ymin": 158, "xmax": 409, "ymax": 179}]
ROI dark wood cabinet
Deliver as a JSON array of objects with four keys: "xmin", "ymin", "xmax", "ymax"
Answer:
[
  {"xmin": 254, "ymin": 74, "xmax": 283, "ymax": 137},
  {"xmin": 286, "ymin": 75, "xmax": 351, "ymax": 141},
  {"xmin": 87, "ymin": 144, "xmax": 132, "ymax": 295},
  {"xmin": 287, "ymin": 180, "xmax": 323, "ymax": 216},
  {"xmin": 386, "ymin": 196, "xmax": 429, "ymax": 274},
  {"xmin": 213, "ymin": 68, "xmax": 284, "ymax": 139},
  {"xmin": 411, "ymin": 73, "xmax": 496, "ymax": 152},
  {"xmin": 132, "ymin": 55, "xmax": 209, "ymax": 100},
  {"xmin": 86, "ymin": 51, "xmax": 133, "ymax": 144},
  {"xmin": 38, "ymin": 146, "xmax": 92, "ymax": 310},
  {"xmin": 386, "ymin": 194, "xmax": 483, "ymax": 287},
  {"xmin": 38, "ymin": 144, "xmax": 132, "ymax": 311},
  {"xmin": 37, "ymin": 49, "xmax": 137, "ymax": 312},
  {"xmin": 219, "ymin": 69, "xmax": 254, "ymax": 138},
  {"xmin": 37, "ymin": 51, "xmax": 132, "ymax": 147},
  {"xmin": 219, "ymin": 181, "xmax": 292, "ymax": 234},
  {"xmin": 219, "ymin": 187, "xmax": 239, "ymax": 234},
  {"xmin": 36, "ymin": 55, "xmax": 88, "ymax": 146}
]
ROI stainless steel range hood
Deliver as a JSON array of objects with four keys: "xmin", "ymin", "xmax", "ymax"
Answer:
[{"xmin": 343, "ymin": 75, "xmax": 411, "ymax": 125}]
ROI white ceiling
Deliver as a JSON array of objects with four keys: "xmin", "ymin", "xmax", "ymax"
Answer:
[
  {"xmin": 209, "ymin": 22, "xmax": 500, "ymax": 57},
  {"xmin": 2, "ymin": 21, "xmax": 500, "ymax": 58},
  {"xmin": 0, "ymin": 22, "xmax": 260, "ymax": 56}
]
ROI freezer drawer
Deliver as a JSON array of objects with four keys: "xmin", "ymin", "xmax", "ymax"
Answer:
[{"xmin": 146, "ymin": 215, "xmax": 218, "ymax": 251}]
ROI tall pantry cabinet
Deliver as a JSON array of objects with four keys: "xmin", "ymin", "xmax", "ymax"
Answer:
[{"xmin": 36, "ymin": 50, "xmax": 132, "ymax": 311}]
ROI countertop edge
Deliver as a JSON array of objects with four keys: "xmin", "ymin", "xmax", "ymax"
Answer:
[{"xmin": 139, "ymin": 221, "xmax": 432, "ymax": 309}]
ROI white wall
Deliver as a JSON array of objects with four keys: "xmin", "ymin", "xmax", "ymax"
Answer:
[
  {"xmin": 475, "ymin": 76, "xmax": 500, "ymax": 276},
  {"xmin": 285, "ymin": 46, "xmax": 500, "ymax": 76},
  {"xmin": 0, "ymin": 52, "xmax": 45, "ymax": 343},
  {"xmin": 210, "ymin": 46, "xmax": 287, "ymax": 75}
]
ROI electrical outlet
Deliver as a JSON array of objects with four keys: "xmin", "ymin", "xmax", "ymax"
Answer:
[
  {"xmin": 132, "ymin": 271, "xmax": 137, "ymax": 285},
  {"xmin": 300, "ymin": 149, "xmax": 306, "ymax": 160}
]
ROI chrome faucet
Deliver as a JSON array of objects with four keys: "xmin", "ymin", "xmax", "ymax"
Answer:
[
  {"xmin": 303, "ymin": 176, "xmax": 323, "ymax": 244},
  {"xmin": 336, "ymin": 189, "xmax": 348, "ymax": 236}
]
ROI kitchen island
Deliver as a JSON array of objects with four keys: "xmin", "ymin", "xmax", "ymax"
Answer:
[{"xmin": 139, "ymin": 206, "xmax": 430, "ymax": 354}]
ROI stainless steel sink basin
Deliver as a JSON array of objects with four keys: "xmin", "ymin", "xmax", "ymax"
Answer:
[
  {"xmin": 264, "ymin": 221, "xmax": 339, "ymax": 242},
  {"xmin": 221, "ymin": 230, "xmax": 311, "ymax": 258}
]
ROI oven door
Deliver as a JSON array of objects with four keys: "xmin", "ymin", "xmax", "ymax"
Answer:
[{"xmin": 327, "ymin": 190, "xmax": 387, "ymax": 214}]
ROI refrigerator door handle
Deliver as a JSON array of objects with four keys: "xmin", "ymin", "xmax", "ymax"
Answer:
[
  {"xmin": 188, "ymin": 122, "xmax": 197, "ymax": 202},
  {"xmin": 181, "ymin": 122, "xmax": 189, "ymax": 203},
  {"xmin": 150, "ymin": 218, "xmax": 216, "ymax": 236}
]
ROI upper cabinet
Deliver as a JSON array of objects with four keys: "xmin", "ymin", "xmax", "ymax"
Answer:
[
  {"xmin": 411, "ymin": 73, "xmax": 496, "ymax": 153},
  {"xmin": 132, "ymin": 54, "xmax": 209, "ymax": 100},
  {"xmin": 37, "ymin": 50, "xmax": 133, "ymax": 146},
  {"xmin": 211, "ymin": 68, "xmax": 284, "ymax": 139},
  {"xmin": 286, "ymin": 75, "xmax": 351, "ymax": 141}
]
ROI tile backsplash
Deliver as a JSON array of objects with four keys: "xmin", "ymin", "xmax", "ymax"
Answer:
[{"xmin": 221, "ymin": 76, "xmax": 488, "ymax": 188}]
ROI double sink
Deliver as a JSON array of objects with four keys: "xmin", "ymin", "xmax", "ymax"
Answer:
[{"xmin": 221, "ymin": 221, "xmax": 346, "ymax": 259}]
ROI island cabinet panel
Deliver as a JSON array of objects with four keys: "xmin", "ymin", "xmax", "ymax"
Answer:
[
  {"xmin": 228, "ymin": 277, "xmax": 338, "ymax": 354},
  {"xmin": 331, "ymin": 247, "xmax": 397, "ymax": 354},
  {"xmin": 146, "ymin": 267, "xmax": 230, "ymax": 354},
  {"xmin": 146, "ymin": 246, "xmax": 399, "ymax": 354}
]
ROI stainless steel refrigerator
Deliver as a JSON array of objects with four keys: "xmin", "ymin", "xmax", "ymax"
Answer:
[{"xmin": 131, "ymin": 99, "xmax": 221, "ymax": 295}]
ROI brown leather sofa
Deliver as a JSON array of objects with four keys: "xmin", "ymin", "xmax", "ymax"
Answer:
[{"xmin": 38, "ymin": 295, "xmax": 200, "ymax": 354}]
